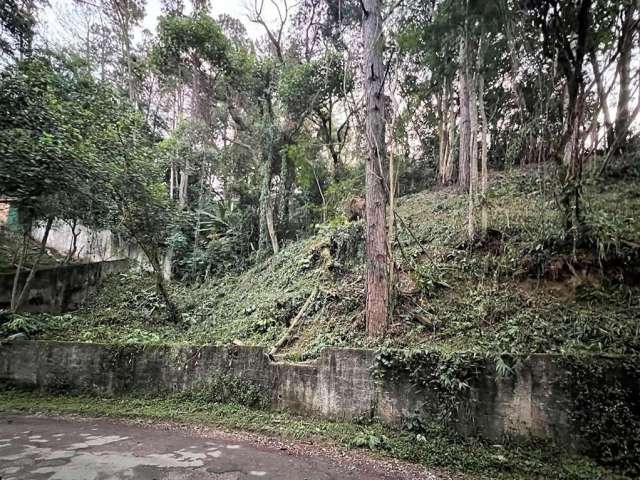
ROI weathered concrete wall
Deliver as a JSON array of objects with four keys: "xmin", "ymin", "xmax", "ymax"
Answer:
[
  {"xmin": 1, "ymin": 341, "xmax": 635, "ymax": 453},
  {"xmin": 30, "ymin": 222, "xmax": 172, "ymax": 279},
  {"xmin": 0, "ymin": 260, "xmax": 129, "ymax": 313}
]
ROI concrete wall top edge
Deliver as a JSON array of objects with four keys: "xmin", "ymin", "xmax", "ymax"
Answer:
[{"xmin": 1, "ymin": 340, "xmax": 638, "ymax": 363}]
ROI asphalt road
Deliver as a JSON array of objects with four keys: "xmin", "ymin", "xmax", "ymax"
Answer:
[{"xmin": 0, "ymin": 415, "xmax": 441, "ymax": 480}]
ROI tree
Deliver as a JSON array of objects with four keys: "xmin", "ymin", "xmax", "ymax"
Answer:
[
  {"xmin": 361, "ymin": 0, "xmax": 390, "ymax": 337},
  {"xmin": 0, "ymin": 53, "xmax": 181, "ymax": 319},
  {"xmin": 528, "ymin": 0, "xmax": 592, "ymax": 235},
  {"xmin": 613, "ymin": 1, "xmax": 638, "ymax": 151},
  {"xmin": 0, "ymin": 55, "xmax": 108, "ymax": 311},
  {"xmin": 76, "ymin": 0, "xmax": 146, "ymax": 100},
  {"xmin": 0, "ymin": 0, "xmax": 41, "ymax": 59}
]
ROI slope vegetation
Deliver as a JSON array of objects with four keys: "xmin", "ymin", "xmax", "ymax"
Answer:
[{"xmin": 17, "ymin": 167, "xmax": 640, "ymax": 356}]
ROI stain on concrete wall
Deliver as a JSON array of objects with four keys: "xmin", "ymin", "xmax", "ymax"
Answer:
[
  {"xmin": 1, "ymin": 341, "xmax": 634, "ymax": 453},
  {"xmin": 0, "ymin": 260, "xmax": 129, "ymax": 313}
]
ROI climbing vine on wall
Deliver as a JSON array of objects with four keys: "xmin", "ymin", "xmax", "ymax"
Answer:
[
  {"xmin": 373, "ymin": 349, "xmax": 493, "ymax": 433},
  {"xmin": 560, "ymin": 355, "xmax": 640, "ymax": 476}
]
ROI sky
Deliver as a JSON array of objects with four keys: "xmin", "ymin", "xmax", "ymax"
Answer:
[{"xmin": 39, "ymin": 0, "xmax": 283, "ymax": 48}]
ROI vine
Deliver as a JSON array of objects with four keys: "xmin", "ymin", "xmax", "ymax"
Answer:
[
  {"xmin": 374, "ymin": 349, "xmax": 496, "ymax": 434},
  {"xmin": 559, "ymin": 355, "xmax": 640, "ymax": 476}
]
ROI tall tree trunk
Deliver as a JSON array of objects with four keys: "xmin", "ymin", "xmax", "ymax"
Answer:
[
  {"xmin": 614, "ymin": 2, "xmax": 635, "ymax": 151},
  {"xmin": 258, "ymin": 120, "xmax": 276, "ymax": 254},
  {"xmin": 458, "ymin": 34, "xmax": 471, "ymax": 189},
  {"xmin": 504, "ymin": 12, "xmax": 531, "ymax": 163},
  {"xmin": 590, "ymin": 53, "xmax": 614, "ymax": 149},
  {"xmin": 557, "ymin": 0, "xmax": 591, "ymax": 235},
  {"xmin": 478, "ymin": 57, "xmax": 489, "ymax": 236},
  {"xmin": 178, "ymin": 161, "xmax": 189, "ymax": 209},
  {"xmin": 362, "ymin": 0, "xmax": 390, "ymax": 337},
  {"xmin": 438, "ymin": 80, "xmax": 455, "ymax": 184},
  {"xmin": 467, "ymin": 68, "xmax": 478, "ymax": 242},
  {"xmin": 277, "ymin": 152, "xmax": 294, "ymax": 229},
  {"xmin": 11, "ymin": 218, "xmax": 54, "ymax": 313}
]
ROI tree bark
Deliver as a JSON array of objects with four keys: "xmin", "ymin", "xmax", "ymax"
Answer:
[
  {"xmin": 438, "ymin": 80, "xmax": 456, "ymax": 184},
  {"xmin": 64, "ymin": 219, "xmax": 80, "ymax": 264},
  {"xmin": 556, "ymin": 0, "xmax": 591, "ymax": 234},
  {"xmin": 258, "ymin": 117, "xmax": 276, "ymax": 254},
  {"xmin": 478, "ymin": 69, "xmax": 489, "ymax": 236},
  {"xmin": 10, "ymin": 232, "xmax": 28, "ymax": 312},
  {"xmin": 178, "ymin": 160, "xmax": 189, "ymax": 210},
  {"xmin": 457, "ymin": 34, "xmax": 471, "ymax": 189},
  {"xmin": 614, "ymin": 2, "xmax": 635, "ymax": 150},
  {"xmin": 467, "ymin": 61, "xmax": 478, "ymax": 242},
  {"xmin": 266, "ymin": 196, "xmax": 279, "ymax": 255},
  {"xmin": 362, "ymin": 0, "xmax": 390, "ymax": 337},
  {"xmin": 590, "ymin": 53, "xmax": 614, "ymax": 149},
  {"xmin": 12, "ymin": 217, "xmax": 54, "ymax": 313},
  {"xmin": 143, "ymin": 246, "xmax": 181, "ymax": 323}
]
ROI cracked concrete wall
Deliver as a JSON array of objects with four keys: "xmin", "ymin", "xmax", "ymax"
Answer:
[
  {"xmin": 0, "ymin": 341, "xmax": 630, "ymax": 451},
  {"xmin": 0, "ymin": 260, "xmax": 129, "ymax": 313}
]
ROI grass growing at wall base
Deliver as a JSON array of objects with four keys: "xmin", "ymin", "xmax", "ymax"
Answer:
[{"xmin": 0, "ymin": 389, "xmax": 628, "ymax": 480}]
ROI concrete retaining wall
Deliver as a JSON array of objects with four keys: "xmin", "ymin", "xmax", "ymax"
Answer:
[
  {"xmin": 30, "ymin": 223, "xmax": 172, "ymax": 279},
  {"xmin": 2, "ymin": 341, "xmax": 635, "ymax": 451},
  {"xmin": 0, "ymin": 260, "xmax": 129, "ymax": 313}
]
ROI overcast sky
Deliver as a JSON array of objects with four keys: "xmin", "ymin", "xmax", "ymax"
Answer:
[{"xmin": 39, "ymin": 0, "xmax": 282, "ymax": 48}]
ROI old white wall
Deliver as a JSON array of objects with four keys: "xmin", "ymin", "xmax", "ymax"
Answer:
[{"xmin": 30, "ymin": 222, "xmax": 172, "ymax": 279}]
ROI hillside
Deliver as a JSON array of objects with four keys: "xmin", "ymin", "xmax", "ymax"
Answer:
[{"xmin": 13, "ymin": 167, "xmax": 640, "ymax": 356}]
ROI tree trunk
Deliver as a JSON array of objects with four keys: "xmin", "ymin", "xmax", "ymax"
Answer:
[
  {"xmin": 467, "ymin": 66, "xmax": 478, "ymax": 242},
  {"xmin": 12, "ymin": 217, "xmax": 54, "ymax": 313},
  {"xmin": 614, "ymin": 2, "xmax": 635, "ymax": 151},
  {"xmin": 478, "ymin": 69, "xmax": 489, "ymax": 235},
  {"xmin": 277, "ymin": 152, "xmax": 294, "ymax": 229},
  {"xmin": 438, "ymin": 80, "xmax": 455, "ymax": 184},
  {"xmin": 362, "ymin": 0, "xmax": 390, "ymax": 337},
  {"xmin": 258, "ymin": 122, "xmax": 275, "ymax": 254},
  {"xmin": 557, "ymin": 0, "xmax": 591, "ymax": 235},
  {"xmin": 504, "ymin": 13, "xmax": 531, "ymax": 163},
  {"xmin": 178, "ymin": 160, "xmax": 189, "ymax": 210},
  {"xmin": 64, "ymin": 219, "xmax": 80, "ymax": 264},
  {"xmin": 10, "ymin": 232, "xmax": 28, "ymax": 312},
  {"xmin": 138, "ymin": 242, "xmax": 180, "ymax": 322},
  {"xmin": 266, "ymin": 197, "xmax": 279, "ymax": 255},
  {"xmin": 458, "ymin": 34, "xmax": 471, "ymax": 189},
  {"xmin": 590, "ymin": 53, "xmax": 614, "ymax": 149}
]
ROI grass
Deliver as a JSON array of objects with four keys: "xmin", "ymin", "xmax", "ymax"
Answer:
[{"xmin": 0, "ymin": 389, "xmax": 627, "ymax": 480}]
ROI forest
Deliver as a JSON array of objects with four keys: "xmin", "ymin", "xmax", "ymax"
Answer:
[
  {"xmin": 1, "ymin": 0, "xmax": 639, "ymax": 348},
  {"xmin": 0, "ymin": 0, "xmax": 639, "ymax": 478}
]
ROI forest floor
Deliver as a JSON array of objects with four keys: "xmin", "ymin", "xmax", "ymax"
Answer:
[
  {"xmin": 11, "ymin": 164, "xmax": 640, "ymax": 357},
  {"xmin": 0, "ymin": 390, "xmax": 626, "ymax": 480}
]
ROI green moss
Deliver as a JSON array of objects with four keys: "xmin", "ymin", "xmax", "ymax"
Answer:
[
  {"xmin": 175, "ymin": 373, "xmax": 270, "ymax": 409},
  {"xmin": 0, "ymin": 389, "xmax": 626, "ymax": 480}
]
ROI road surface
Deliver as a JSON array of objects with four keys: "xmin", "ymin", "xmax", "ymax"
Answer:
[{"xmin": 0, "ymin": 415, "xmax": 443, "ymax": 480}]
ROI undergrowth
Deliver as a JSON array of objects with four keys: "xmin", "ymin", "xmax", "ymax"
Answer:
[{"xmin": 5, "ymin": 168, "xmax": 639, "ymax": 356}]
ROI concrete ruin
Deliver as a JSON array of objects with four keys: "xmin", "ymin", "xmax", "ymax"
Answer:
[
  {"xmin": 0, "ymin": 260, "xmax": 129, "ymax": 313},
  {"xmin": 2, "ymin": 341, "xmax": 634, "ymax": 452}
]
